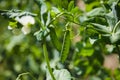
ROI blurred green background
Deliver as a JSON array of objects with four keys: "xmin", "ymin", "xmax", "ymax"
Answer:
[{"xmin": 0, "ymin": 0, "xmax": 44, "ymax": 80}]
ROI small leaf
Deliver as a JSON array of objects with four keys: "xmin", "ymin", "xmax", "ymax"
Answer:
[
  {"xmin": 68, "ymin": 1, "xmax": 74, "ymax": 11},
  {"xmin": 0, "ymin": 9, "xmax": 36, "ymax": 20},
  {"xmin": 89, "ymin": 38, "xmax": 97, "ymax": 44},
  {"xmin": 46, "ymin": 12, "xmax": 51, "ymax": 26},
  {"xmin": 53, "ymin": 69, "xmax": 71, "ymax": 80},
  {"xmin": 61, "ymin": 0, "xmax": 69, "ymax": 9},
  {"xmin": 110, "ymin": 33, "xmax": 120, "ymax": 43},
  {"xmin": 108, "ymin": 0, "xmax": 119, "ymax": 6},
  {"xmin": 71, "ymin": 7, "xmax": 80, "ymax": 14},
  {"xmin": 109, "ymin": 20, "xmax": 120, "ymax": 43},
  {"xmin": 80, "ymin": 47, "xmax": 94, "ymax": 57},
  {"xmin": 87, "ymin": 7, "xmax": 105, "ymax": 17},
  {"xmin": 34, "ymin": 29, "xmax": 47, "ymax": 41},
  {"xmin": 41, "ymin": 4, "xmax": 47, "ymax": 15},
  {"xmin": 49, "ymin": 26, "xmax": 62, "ymax": 51},
  {"xmin": 113, "ymin": 20, "xmax": 120, "ymax": 34},
  {"xmin": 105, "ymin": 11, "xmax": 116, "ymax": 29},
  {"xmin": 51, "ymin": 7, "xmax": 60, "ymax": 14},
  {"xmin": 111, "ymin": 2, "xmax": 118, "ymax": 23},
  {"xmin": 80, "ymin": 41, "xmax": 94, "ymax": 57},
  {"xmin": 46, "ymin": 69, "xmax": 71, "ymax": 80},
  {"xmin": 60, "ymin": 30, "xmax": 70, "ymax": 63},
  {"xmin": 91, "ymin": 23, "xmax": 111, "ymax": 34},
  {"xmin": 86, "ymin": 27, "xmax": 99, "ymax": 38},
  {"xmin": 40, "ymin": 4, "xmax": 47, "ymax": 25},
  {"xmin": 9, "ymin": 21, "xmax": 18, "ymax": 29}
]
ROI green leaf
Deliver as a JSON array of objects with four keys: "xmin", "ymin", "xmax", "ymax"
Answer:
[
  {"xmin": 87, "ymin": 7, "xmax": 105, "ymax": 17},
  {"xmin": 41, "ymin": 4, "xmax": 47, "ymax": 15},
  {"xmin": 110, "ymin": 20, "xmax": 120, "ymax": 43},
  {"xmin": 89, "ymin": 38, "xmax": 97, "ymax": 44},
  {"xmin": 80, "ymin": 47, "xmax": 94, "ymax": 57},
  {"xmin": 105, "ymin": 11, "xmax": 116, "ymax": 29},
  {"xmin": 110, "ymin": 21, "xmax": 120, "ymax": 43},
  {"xmin": 34, "ymin": 30, "xmax": 43, "ymax": 41},
  {"xmin": 51, "ymin": 7, "xmax": 60, "ymax": 14},
  {"xmin": 40, "ymin": 4, "xmax": 47, "ymax": 25},
  {"xmin": 86, "ymin": 27, "xmax": 99, "ymax": 37},
  {"xmin": 53, "ymin": 69, "xmax": 71, "ymax": 80},
  {"xmin": 110, "ymin": 33, "xmax": 120, "ymax": 43},
  {"xmin": 60, "ymin": 30, "xmax": 70, "ymax": 63},
  {"xmin": 68, "ymin": 1, "xmax": 74, "ymax": 11},
  {"xmin": 111, "ymin": 2, "xmax": 118, "ymax": 23},
  {"xmin": 113, "ymin": 20, "xmax": 120, "ymax": 34},
  {"xmin": 91, "ymin": 23, "xmax": 111, "ymax": 34},
  {"xmin": 108, "ymin": 0, "xmax": 119, "ymax": 5},
  {"xmin": 80, "ymin": 41, "xmax": 94, "ymax": 57},
  {"xmin": 34, "ymin": 29, "xmax": 47, "ymax": 41},
  {"xmin": 9, "ymin": 21, "xmax": 18, "ymax": 29},
  {"xmin": 71, "ymin": 6, "xmax": 81, "ymax": 14},
  {"xmin": 85, "ymin": 1, "xmax": 100, "ymax": 11},
  {"xmin": 49, "ymin": 26, "xmax": 62, "ymax": 51},
  {"xmin": 46, "ymin": 12, "xmax": 51, "ymax": 26},
  {"xmin": 46, "ymin": 69, "xmax": 71, "ymax": 80},
  {"xmin": 61, "ymin": 0, "xmax": 69, "ymax": 9},
  {"xmin": 0, "ymin": 9, "xmax": 36, "ymax": 20}
]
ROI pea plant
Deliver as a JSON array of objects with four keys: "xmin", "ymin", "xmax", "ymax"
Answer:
[{"xmin": 0, "ymin": 0, "xmax": 120, "ymax": 80}]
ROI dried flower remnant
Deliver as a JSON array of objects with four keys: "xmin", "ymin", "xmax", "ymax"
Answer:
[
  {"xmin": 76, "ymin": 0, "xmax": 86, "ymax": 11},
  {"xmin": 103, "ymin": 54, "xmax": 119, "ymax": 71}
]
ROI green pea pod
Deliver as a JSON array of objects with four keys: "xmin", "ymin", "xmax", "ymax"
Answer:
[
  {"xmin": 49, "ymin": 27, "xmax": 62, "ymax": 51},
  {"xmin": 60, "ymin": 30, "xmax": 70, "ymax": 63}
]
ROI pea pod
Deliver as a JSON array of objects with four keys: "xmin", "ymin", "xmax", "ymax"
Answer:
[
  {"xmin": 49, "ymin": 27, "xmax": 62, "ymax": 51},
  {"xmin": 60, "ymin": 30, "xmax": 70, "ymax": 63}
]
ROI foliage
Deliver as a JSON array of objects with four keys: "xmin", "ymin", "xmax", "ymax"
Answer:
[{"xmin": 0, "ymin": 0, "xmax": 120, "ymax": 80}]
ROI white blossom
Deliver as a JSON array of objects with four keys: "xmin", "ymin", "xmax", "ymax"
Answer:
[
  {"xmin": 15, "ymin": 16, "xmax": 35, "ymax": 26},
  {"xmin": 15, "ymin": 16, "xmax": 35, "ymax": 35},
  {"xmin": 8, "ymin": 26, "xmax": 13, "ymax": 30},
  {"xmin": 21, "ymin": 26, "xmax": 31, "ymax": 35}
]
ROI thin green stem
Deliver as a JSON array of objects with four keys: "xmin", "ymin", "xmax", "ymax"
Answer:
[
  {"xmin": 36, "ymin": 17, "xmax": 45, "ymax": 30},
  {"xmin": 70, "ymin": 20, "xmax": 81, "ymax": 26},
  {"xmin": 43, "ymin": 41, "xmax": 56, "ymax": 80},
  {"xmin": 112, "ymin": 20, "xmax": 120, "ymax": 33},
  {"xmin": 16, "ymin": 72, "xmax": 37, "ymax": 80},
  {"xmin": 100, "ymin": 0, "xmax": 108, "ymax": 12},
  {"xmin": 47, "ymin": 12, "xmax": 65, "ymax": 27},
  {"xmin": 47, "ymin": 12, "xmax": 75, "ymax": 27}
]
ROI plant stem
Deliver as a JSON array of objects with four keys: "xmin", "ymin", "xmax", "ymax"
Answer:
[
  {"xmin": 47, "ymin": 12, "xmax": 65, "ymax": 27},
  {"xmin": 43, "ymin": 41, "xmax": 56, "ymax": 80},
  {"xmin": 112, "ymin": 20, "xmax": 120, "ymax": 33},
  {"xmin": 16, "ymin": 72, "xmax": 37, "ymax": 80},
  {"xmin": 36, "ymin": 17, "xmax": 45, "ymax": 30},
  {"xmin": 47, "ymin": 12, "xmax": 75, "ymax": 27}
]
